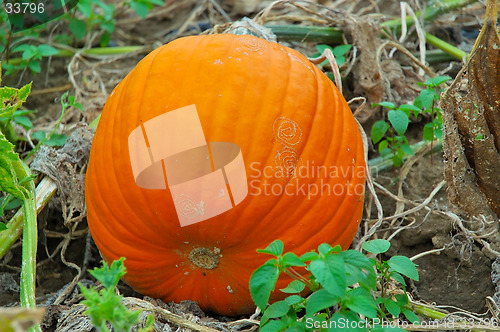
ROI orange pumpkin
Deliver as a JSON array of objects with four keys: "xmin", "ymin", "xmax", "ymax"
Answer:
[{"xmin": 85, "ymin": 34, "xmax": 366, "ymax": 316}]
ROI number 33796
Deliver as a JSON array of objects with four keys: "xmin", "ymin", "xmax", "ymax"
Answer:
[{"xmin": 4, "ymin": 2, "xmax": 45, "ymax": 14}]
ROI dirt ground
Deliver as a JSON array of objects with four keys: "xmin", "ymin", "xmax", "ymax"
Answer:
[{"xmin": 1, "ymin": 0, "xmax": 498, "ymax": 330}]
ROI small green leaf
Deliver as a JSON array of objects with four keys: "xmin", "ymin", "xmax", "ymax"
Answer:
[
  {"xmin": 310, "ymin": 255, "xmax": 345, "ymax": 297},
  {"xmin": 69, "ymin": 19, "xmax": 87, "ymax": 40},
  {"xmin": 100, "ymin": 31, "xmax": 111, "ymax": 47},
  {"xmin": 371, "ymin": 120, "xmax": 389, "ymax": 144},
  {"xmin": 89, "ymin": 257, "xmax": 126, "ymax": 289},
  {"xmin": 428, "ymin": 75, "xmax": 451, "ymax": 87},
  {"xmin": 0, "ymin": 222, "xmax": 7, "ymax": 231},
  {"xmin": 306, "ymin": 288, "xmax": 339, "ymax": 315},
  {"xmin": 14, "ymin": 116, "xmax": 32, "ymax": 129},
  {"xmin": 250, "ymin": 263, "xmax": 280, "ymax": 310},
  {"xmin": 318, "ymin": 243, "xmax": 333, "ymax": 256},
  {"xmin": 27, "ymin": 61, "xmax": 41, "ymax": 74},
  {"xmin": 377, "ymin": 297, "xmax": 401, "ymax": 317},
  {"xmin": 44, "ymin": 134, "xmax": 68, "ymax": 147},
  {"xmin": 375, "ymin": 101, "xmax": 396, "ymax": 109},
  {"xmin": 284, "ymin": 295, "xmax": 303, "ymax": 305},
  {"xmin": 417, "ymin": 89, "xmax": 435, "ymax": 110},
  {"xmin": 390, "ymin": 271, "xmax": 406, "ymax": 286},
  {"xmin": 300, "ymin": 251, "xmax": 319, "ymax": 262},
  {"xmin": 388, "ymin": 256, "xmax": 419, "ymax": 281},
  {"xmin": 332, "ymin": 44, "xmax": 352, "ymax": 57},
  {"xmin": 362, "ymin": 239, "xmax": 390, "ymax": 254},
  {"xmin": 130, "ymin": 1, "xmax": 150, "ymax": 18},
  {"xmin": 402, "ymin": 308, "xmax": 420, "ymax": 323},
  {"xmin": 388, "ymin": 109, "xmax": 409, "ymax": 136},
  {"xmin": 37, "ymin": 44, "xmax": 59, "ymax": 57},
  {"xmin": 282, "ymin": 252, "xmax": 306, "ymax": 267},
  {"xmin": 258, "ymin": 240, "xmax": 284, "ymax": 256},
  {"xmin": 378, "ymin": 140, "xmax": 389, "ymax": 155},
  {"xmin": 280, "ymin": 280, "xmax": 306, "ymax": 294},
  {"xmin": 400, "ymin": 143, "xmax": 414, "ymax": 156}
]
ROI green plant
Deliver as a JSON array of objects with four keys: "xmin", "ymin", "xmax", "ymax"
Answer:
[
  {"xmin": 79, "ymin": 257, "xmax": 154, "ymax": 332},
  {"xmin": 0, "ymin": 68, "xmax": 39, "ymax": 331},
  {"xmin": 249, "ymin": 239, "xmax": 419, "ymax": 331},
  {"xmin": 312, "ymin": 44, "xmax": 352, "ymax": 67},
  {"xmin": 371, "ymin": 76, "xmax": 451, "ymax": 167},
  {"xmin": 123, "ymin": 0, "xmax": 165, "ymax": 19}
]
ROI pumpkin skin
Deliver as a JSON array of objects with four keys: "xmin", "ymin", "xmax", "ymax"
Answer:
[{"xmin": 85, "ymin": 34, "xmax": 366, "ymax": 316}]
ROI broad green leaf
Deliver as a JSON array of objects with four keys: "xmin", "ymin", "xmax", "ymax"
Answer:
[
  {"xmin": 28, "ymin": 61, "xmax": 41, "ymax": 74},
  {"xmin": 388, "ymin": 109, "xmax": 409, "ymax": 136},
  {"xmin": 282, "ymin": 252, "xmax": 306, "ymax": 267},
  {"xmin": 341, "ymin": 250, "xmax": 376, "ymax": 289},
  {"xmin": 0, "ymin": 222, "xmax": 6, "ymax": 231},
  {"xmin": 310, "ymin": 256, "xmax": 345, "ymax": 297},
  {"xmin": 0, "ymin": 132, "xmax": 29, "ymax": 199},
  {"xmin": 377, "ymin": 297, "xmax": 401, "ymax": 317},
  {"xmin": 258, "ymin": 240, "xmax": 284, "ymax": 256},
  {"xmin": 250, "ymin": 263, "xmax": 280, "ymax": 310},
  {"xmin": 371, "ymin": 120, "xmax": 389, "ymax": 144},
  {"xmin": 305, "ymin": 288, "xmax": 338, "ymax": 315},
  {"xmin": 362, "ymin": 239, "xmax": 390, "ymax": 254},
  {"xmin": 398, "ymin": 104, "xmax": 421, "ymax": 117},
  {"xmin": 388, "ymin": 256, "xmax": 418, "ymax": 281},
  {"xmin": 343, "ymin": 288, "xmax": 378, "ymax": 318},
  {"xmin": 400, "ymin": 143, "xmax": 414, "ymax": 156},
  {"xmin": 378, "ymin": 140, "xmax": 389, "ymax": 155},
  {"xmin": 423, "ymin": 122, "xmax": 435, "ymax": 141},
  {"xmin": 390, "ymin": 271, "xmax": 406, "ymax": 286},
  {"xmin": 280, "ymin": 280, "xmax": 305, "ymax": 294},
  {"xmin": 264, "ymin": 301, "xmax": 289, "ymax": 319},
  {"xmin": 77, "ymin": 0, "xmax": 93, "ymax": 17}
]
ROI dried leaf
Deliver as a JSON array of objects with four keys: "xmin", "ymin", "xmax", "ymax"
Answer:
[{"xmin": 441, "ymin": 0, "xmax": 500, "ymax": 219}]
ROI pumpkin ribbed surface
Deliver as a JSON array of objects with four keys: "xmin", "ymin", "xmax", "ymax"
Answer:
[{"xmin": 85, "ymin": 34, "xmax": 366, "ymax": 316}]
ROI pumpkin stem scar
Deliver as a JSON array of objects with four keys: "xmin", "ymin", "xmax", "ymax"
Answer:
[{"xmin": 189, "ymin": 247, "xmax": 220, "ymax": 269}]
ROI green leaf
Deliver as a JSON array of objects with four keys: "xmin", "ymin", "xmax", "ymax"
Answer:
[
  {"xmin": 250, "ymin": 263, "xmax": 280, "ymax": 310},
  {"xmin": 341, "ymin": 250, "xmax": 377, "ymax": 289},
  {"xmin": 318, "ymin": 243, "xmax": 333, "ymax": 256},
  {"xmin": 377, "ymin": 297, "xmax": 401, "ymax": 317},
  {"xmin": 388, "ymin": 256, "xmax": 419, "ymax": 281},
  {"xmin": 0, "ymin": 128, "xmax": 29, "ymax": 200},
  {"xmin": 260, "ymin": 319, "xmax": 287, "ymax": 332},
  {"xmin": 130, "ymin": 1, "xmax": 150, "ymax": 18},
  {"xmin": 89, "ymin": 257, "xmax": 126, "ymax": 289},
  {"xmin": 37, "ymin": 44, "xmax": 59, "ymax": 57},
  {"xmin": 309, "ymin": 256, "xmax": 345, "ymax": 298},
  {"xmin": 282, "ymin": 252, "xmax": 306, "ymax": 267},
  {"xmin": 258, "ymin": 240, "xmax": 284, "ymax": 256},
  {"xmin": 400, "ymin": 143, "xmax": 414, "ymax": 156},
  {"xmin": 69, "ymin": 19, "xmax": 87, "ymax": 40},
  {"xmin": 77, "ymin": 0, "xmax": 93, "ymax": 17},
  {"xmin": 264, "ymin": 301, "xmax": 289, "ymax": 319},
  {"xmin": 416, "ymin": 89, "xmax": 434, "ymax": 110},
  {"xmin": 280, "ymin": 280, "xmax": 305, "ymax": 294},
  {"xmin": 394, "ymin": 293, "xmax": 408, "ymax": 306},
  {"xmin": 423, "ymin": 122, "xmax": 435, "ymax": 141},
  {"xmin": 343, "ymin": 287, "xmax": 378, "ymax": 319},
  {"xmin": 14, "ymin": 116, "xmax": 32, "ymax": 129},
  {"xmin": 388, "ymin": 109, "xmax": 409, "ymax": 136},
  {"xmin": 402, "ymin": 308, "xmax": 420, "ymax": 324},
  {"xmin": 305, "ymin": 288, "xmax": 339, "ymax": 315},
  {"xmin": 300, "ymin": 251, "xmax": 319, "ymax": 262},
  {"xmin": 371, "ymin": 120, "xmax": 389, "ymax": 144},
  {"xmin": 27, "ymin": 61, "xmax": 41, "ymax": 74},
  {"xmin": 362, "ymin": 239, "xmax": 390, "ymax": 254},
  {"xmin": 328, "ymin": 311, "xmax": 366, "ymax": 331},
  {"xmin": 284, "ymin": 295, "xmax": 303, "ymax": 305},
  {"xmin": 378, "ymin": 140, "xmax": 389, "ymax": 155},
  {"xmin": 0, "ymin": 222, "xmax": 7, "ymax": 231},
  {"xmin": 428, "ymin": 75, "xmax": 451, "ymax": 87},
  {"xmin": 44, "ymin": 134, "xmax": 68, "ymax": 147},
  {"xmin": 390, "ymin": 271, "xmax": 406, "ymax": 286},
  {"xmin": 332, "ymin": 44, "xmax": 352, "ymax": 57},
  {"xmin": 375, "ymin": 101, "xmax": 396, "ymax": 109},
  {"xmin": 100, "ymin": 31, "xmax": 111, "ymax": 47}
]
